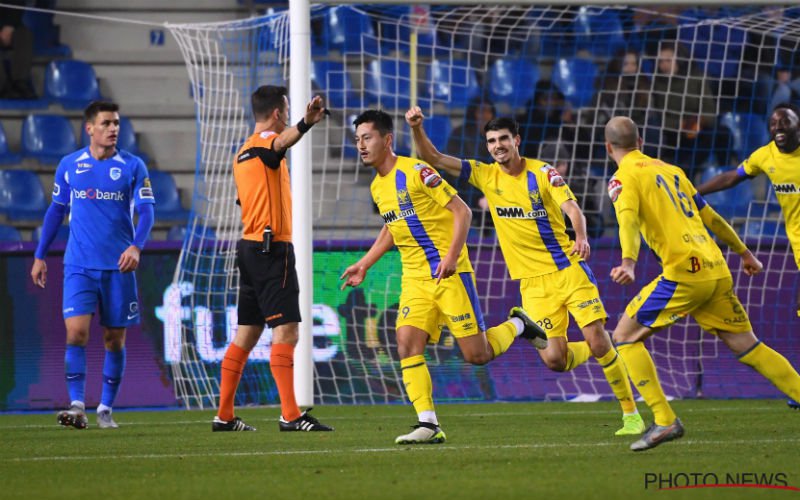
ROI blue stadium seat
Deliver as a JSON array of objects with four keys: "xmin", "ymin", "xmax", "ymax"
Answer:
[
  {"xmin": 678, "ymin": 24, "xmax": 746, "ymax": 79},
  {"xmin": 148, "ymin": 170, "xmax": 190, "ymax": 222},
  {"xmin": 327, "ymin": 6, "xmax": 379, "ymax": 55},
  {"xmin": 376, "ymin": 6, "xmax": 438, "ymax": 57},
  {"xmin": 22, "ymin": 9, "xmax": 71, "ymax": 57},
  {"xmin": 0, "ymin": 169, "xmax": 48, "ymax": 221},
  {"xmin": 575, "ymin": 7, "xmax": 625, "ymax": 57},
  {"xmin": 33, "ymin": 224, "xmax": 70, "ymax": 242},
  {"xmin": 21, "ymin": 114, "xmax": 77, "ymax": 165},
  {"xmin": 743, "ymin": 219, "xmax": 787, "ymax": 241},
  {"xmin": 365, "ymin": 60, "xmax": 426, "ymax": 109},
  {"xmin": 44, "ymin": 60, "xmax": 102, "ymax": 110},
  {"xmin": 422, "ymin": 115, "xmax": 452, "ymax": 151},
  {"xmin": 425, "ymin": 58, "xmax": 480, "ymax": 107},
  {"xmin": 80, "ymin": 117, "xmax": 148, "ymax": 163},
  {"xmin": 488, "ymin": 58, "xmax": 539, "ymax": 110},
  {"xmin": 719, "ymin": 112, "xmax": 769, "ymax": 161},
  {"xmin": 0, "ymin": 122, "xmax": 22, "ymax": 165},
  {"xmin": 0, "ymin": 224, "xmax": 22, "ymax": 242},
  {"xmin": 167, "ymin": 224, "xmax": 217, "ymax": 242},
  {"xmin": 311, "ymin": 60, "xmax": 362, "ymax": 110},
  {"xmin": 699, "ymin": 166, "xmax": 753, "ymax": 218},
  {"xmin": 551, "ymin": 57, "xmax": 598, "ymax": 108}
]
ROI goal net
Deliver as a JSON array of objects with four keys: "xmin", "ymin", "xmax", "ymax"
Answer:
[{"xmin": 165, "ymin": 4, "xmax": 800, "ymax": 408}]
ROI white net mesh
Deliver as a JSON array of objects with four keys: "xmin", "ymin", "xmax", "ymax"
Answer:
[{"xmin": 165, "ymin": 5, "xmax": 800, "ymax": 408}]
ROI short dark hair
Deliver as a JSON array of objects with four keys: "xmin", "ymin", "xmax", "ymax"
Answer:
[
  {"xmin": 84, "ymin": 101, "xmax": 119, "ymax": 124},
  {"xmin": 484, "ymin": 117, "xmax": 519, "ymax": 136},
  {"xmin": 353, "ymin": 109, "xmax": 393, "ymax": 136},
  {"xmin": 251, "ymin": 85, "xmax": 287, "ymax": 121},
  {"xmin": 773, "ymin": 102, "xmax": 800, "ymax": 119}
]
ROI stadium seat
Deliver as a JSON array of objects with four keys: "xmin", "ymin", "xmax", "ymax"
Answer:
[
  {"xmin": 425, "ymin": 58, "xmax": 480, "ymax": 107},
  {"xmin": 365, "ymin": 59, "xmax": 425, "ymax": 109},
  {"xmin": 148, "ymin": 170, "xmax": 190, "ymax": 222},
  {"xmin": 422, "ymin": 115, "xmax": 452, "ymax": 151},
  {"xmin": 44, "ymin": 60, "xmax": 102, "ymax": 110},
  {"xmin": 575, "ymin": 7, "xmax": 625, "ymax": 57},
  {"xmin": 0, "ymin": 169, "xmax": 48, "ymax": 221},
  {"xmin": 377, "ymin": 6, "xmax": 438, "ymax": 57},
  {"xmin": 551, "ymin": 57, "xmax": 598, "ymax": 108},
  {"xmin": 0, "ymin": 224, "xmax": 22, "ymax": 242},
  {"xmin": 22, "ymin": 9, "xmax": 71, "ymax": 57},
  {"xmin": 21, "ymin": 114, "xmax": 77, "ymax": 165},
  {"xmin": 0, "ymin": 122, "xmax": 22, "ymax": 165},
  {"xmin": 719, "ymin": 112, "xmax": 769, "ymax": 161},
  {"xmin": 488, "ymin": 58, "xmax": 539, "ymax": 110},
  {"xmin": 678, "ymin": 23, "xmax": 746, "ymax": 79},
  {"xmin": 33, "ymin": 224, "xmax": 70, "ymax": 242},
  {"xmin": 311, "ymin": 60, "xmax": 362, "ymax": 110},
  {"xmin": 699, "ymin": 166, "xmax": 753, "ymax": 218},
  {"xmin": 327, "ymin": 6, "xmax": 379, "ymax": 55},
  {"xmin": 167, "ymin": 224, "xmax": 217, "ymax": 242}
]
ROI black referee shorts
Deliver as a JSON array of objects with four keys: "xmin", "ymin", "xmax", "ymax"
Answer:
[{"xmin": 237, "ymin": 239, "xmax": 301, "ymax": 328}]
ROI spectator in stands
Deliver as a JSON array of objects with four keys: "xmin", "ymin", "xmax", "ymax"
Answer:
[
  {"xmin": 0, "ymin": 0, "xmax": 37, "ymax": 100},
  {"xmin": 445, "ymin": 96, "xmax": 496, "ymax": 219},
  {"xmin": 769, "ymin": 65, "xmax": 800, "ymax": 112},
  {"xmin": 539, "ymin": 140, "xmax": 604, "ymax": 238},
  {"xmin": 446, "ymin": 96, "xmax": 496, "ymax": 163},
  {"xmin": 31, "ymin": 101, "xmax": 155, "ymax": 430},
  {"xmin": 592, "ymin": 50, "xmax": 650, "ymax": 128},
  {"xmin": 650, "ymin": 41, "xmax": 718, "ymax": 176},
  {"xmin": 517, "ymin": 80, "xmax": 576, "ymax": 158}
]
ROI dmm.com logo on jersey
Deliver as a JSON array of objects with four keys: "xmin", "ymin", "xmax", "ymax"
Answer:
[
  {"xmin": 495, "ymin": 206, "xmax": 547, "ymax": 219},
  {"xmin": 71, "ymin": 187, "xmax": 125, "ymax": 201}
]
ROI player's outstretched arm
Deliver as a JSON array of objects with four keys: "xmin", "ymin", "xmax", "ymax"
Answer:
[
  {"xmin": 561, "ymin": 200, "xmax": 590, "ymax": 260},
  {"xmin": 340, "ymin": 226, "xmax": 395, "ymax": 289},
  {"xmin": 272, "ymin": 95, "xmax": 329, "ymax": 154},
  {"xmin": 405, "ymin": 106, "xmax": 463, "ymax": 177},
  {"xmin": 696, "ymin": 169, "xmax": 747, "ymax": 196},
  {"xmin": 698, "ymin": 204, "xmax": 763, "ymax": 276},
  {"xmin": 437, "ymin": 195, "xmax": 471, "ymax": 283}
]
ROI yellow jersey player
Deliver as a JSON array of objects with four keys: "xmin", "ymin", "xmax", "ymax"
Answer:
[
  {"xmin": 605, "ymin": 116, "xmax": 800, "ymax": 451},
  {"xmin": 405, "ymin": 107, "xmax": 644, "ymax": 436},
  {"xmin": 697, "ymin": 103, "xmax": 800, "ymax": 411},
  {"xmin": 340, "ymin": 110, "xmax": 546, "ymax": 445}
]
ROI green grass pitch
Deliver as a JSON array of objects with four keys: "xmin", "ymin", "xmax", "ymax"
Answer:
[{"xmin": 2, "ymin": 400, "xmax": 798, "ymax": 500}]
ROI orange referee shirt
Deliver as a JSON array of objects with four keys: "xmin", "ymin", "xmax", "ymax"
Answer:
[{"xmin": 233, "ymin": 130, "xmax": 293, "ymax": 242}]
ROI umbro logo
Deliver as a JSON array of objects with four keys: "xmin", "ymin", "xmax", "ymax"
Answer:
[{"xmin": 637, "ymin": 379, "xmax": 650, "ymax": 387}]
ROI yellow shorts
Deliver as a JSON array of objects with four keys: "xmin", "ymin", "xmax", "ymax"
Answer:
[
  {"xmin": 520, "ymin": 261, "xmax": 607, "ymax": 339},
  {"xmin": 397, "ymin": 272, "xmax": 486, "ymax": 343},
  {"xmin": 626, "ymin": 274, "xmax": 752, "ymax": 334}
]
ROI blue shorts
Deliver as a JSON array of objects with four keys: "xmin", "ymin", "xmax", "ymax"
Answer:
[{"xmin": 62, "ymin": 265, "xmax": 140, "ymax": 327}]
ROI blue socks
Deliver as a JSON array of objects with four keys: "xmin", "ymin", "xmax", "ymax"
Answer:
[
  {"xmin": 64, "ymin": 345, "xmax": 86, "ymax": 404},
  {"xmin": 101, "ymin": 349, "xmax": 126, "ymax": 408}
]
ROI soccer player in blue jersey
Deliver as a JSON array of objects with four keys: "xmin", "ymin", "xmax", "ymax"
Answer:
[
  {"xmin": 30, "ymin": 101, "xmax": 155, "ymax": 429},
  {"xmin": 605, "ymin": 116, "xmax": 800, "ymax": 451}
]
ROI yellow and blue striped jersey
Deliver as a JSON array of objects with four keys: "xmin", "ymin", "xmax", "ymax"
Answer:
[
  {"xmin": 459, "ymin": 158, "xmax": 579, "ymax": 279},
  {"xmin": 738, "ymin": 142, "xmax": 800, "ymax": 266},
  {"xmin": 370, "ymin": 156, "xmax": 473, "ymax": 278},
  {"xmin": 609, "ymin": 150, "xmax": 730, "ymax": 282}
]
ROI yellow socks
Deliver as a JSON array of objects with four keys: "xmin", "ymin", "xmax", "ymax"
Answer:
[
  {"xmin": 617, "ymin": 341, "xmax": 676, "ymax": 426},
  {"xmin": 486, "ymin": 321, "xmax": 517, "ymax": 358},
  {"xmin": 738, "ymin": 341, "xmax": 800, "ymax": 401},
  {"xmin": 596, "ymin": 348, "xmax": 637, "ymax": 414},
  {"xmin": 565, "ymin": 341, "xmax": 592, "ymax": 371},
  {"xmin": 401, "ymin": 355, "xmax": 435, "ymax": 417}
]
